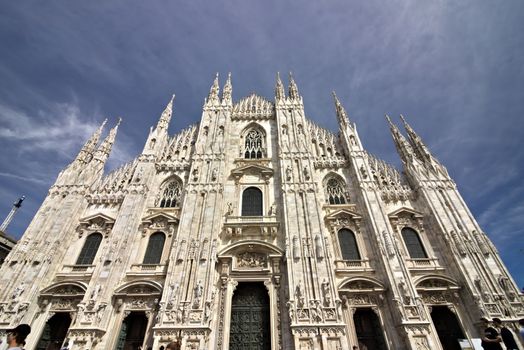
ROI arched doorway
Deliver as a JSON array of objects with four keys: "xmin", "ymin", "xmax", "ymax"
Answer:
[
  {"xmin": 430, "ymin": 306, "xmax": 465, "ymax": 350},
  {"xmin": 353, "ymin": 308, "xmax": 387, "ymax": 350},
  {"xmin": 36, "ymin": 313, "xmax": 72, "ymax": 350},
  {"xmin": 115, "ymin": 311, "xmax": 148, "ymax": 350},
  {"xmin": 229, "ymin": 282, "xmax": 270, "ymax": 350}
]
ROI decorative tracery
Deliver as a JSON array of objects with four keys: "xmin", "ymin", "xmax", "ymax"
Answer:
[
  {"xmin": 157, "ymin": 178, "xmax": 182, "ymax": 208},
  {"xmin": 244, "ymin": 129, "xmax": 264, "ymax": 159},
  {"xmin": 326, "ymin": 178, "xmax": 347, "ymax": 204}
]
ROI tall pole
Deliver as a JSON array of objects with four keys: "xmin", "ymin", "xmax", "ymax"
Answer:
[{"xmin": 0, "ymin": 196, "xmax": 25, "ymax": 232}]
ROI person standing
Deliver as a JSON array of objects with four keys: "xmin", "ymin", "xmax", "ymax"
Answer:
[
  {"xmin": 492, "ymin": 318, "xmax": 519, "ymax": 350},
  {"xmin": 480, "ymin": 318, "xmax": 503, "ymax": 350},
  {"xmin": 5, "ymin": 324, "xmax": 31, "ymax": 350}
]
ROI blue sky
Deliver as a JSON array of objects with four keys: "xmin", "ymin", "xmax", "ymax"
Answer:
[{"xmin": 0, "ymin": 1, "xmax": 523, "ymax": 287}]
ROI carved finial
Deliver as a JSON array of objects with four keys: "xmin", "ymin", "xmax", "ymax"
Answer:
[
  {"xmin": 157, "ymin": 94, "xmax": 175, "ymax": 130},
  {"xmin": 288, "ymin": 72, "xmax": 299, "ymax": 99},
  {"xmin": 385, "ymin": 115, "xmax": 416, "ymax": 165},
  {"xmin": 399, "ymin": 114, "xmax": 439, "ymax": 167},
  {"xmin": 207, "ymin": 73, "xmax": 220, "ymax": 103},
  {"xmin": 275, "ymin": 72, "xmax": 285, "ymax": 100},
  {"xmin": 94, "ymin": 118, "xmax": 121, "ymax": 161},
  {"xmin": 222, "ymin": 72, "xmax": 232, "ymax": 103},
  {"xmin": 332, "ymin": 91, "xmax": 350, "ymax": 127}
]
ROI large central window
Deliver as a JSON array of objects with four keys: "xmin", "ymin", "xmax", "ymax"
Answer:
[
  {"xmin": 326, "ymin": 177, "xmax": 347, "ymax": 204},
  {"xmin": 244, "ymin": 129, "xmax": 264, "ymax": 159},
  {"xmin": 242, "ymin": 187, "xmax": 263, "ymax": 216},
  {"xmin": 158, "ymin": 178, "xmax": 182, "ymax": 208}
]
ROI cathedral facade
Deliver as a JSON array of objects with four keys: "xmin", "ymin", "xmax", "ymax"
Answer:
[{"xmin": 0, "ymin": 74, "xmax": 522, "ymax": 350}]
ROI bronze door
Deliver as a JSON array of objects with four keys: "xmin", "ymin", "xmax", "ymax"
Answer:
[{"xmin": 229, "ymin": 282, "xmax": 270, "ymax": 350}]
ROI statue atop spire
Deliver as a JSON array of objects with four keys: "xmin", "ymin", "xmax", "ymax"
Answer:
[
  {"xmin": 399, "ymin": 114, "xmax": 446, "ymax": 175},
  {"xmin": 386, "ymin": 115, "xmax": 416, "ymax": 165},
  {"xmin": 157, "ymin": 94, "xmax": 175, "ymax": 131},
  {"xmin": 207, "ymin": 73, "xmax": 220, "ymax": 103},
  {"xmin": 275, "ymin": 72, "xmax": 285, "ymax": 101},
  {"xmin": 222, "ymin": 72, "xmax": 232, "ymax": 104},
  {"xmin": 332, "ymin": 91, "xmax": 350, "ymax": 128},
  {"xmin": 94, "ymin": 118, "xmax": 121, "ymax": 162},
  {"xmin": 75, "ymin": 118, "xmax": 107, "ymax": 164},
  {"xmin": 399, "ymin": 115, "xmax": 432, "ymax": 162},
  {"xmin": 288, "ymin": 72, "xmax": 299, "ymax": 100}
]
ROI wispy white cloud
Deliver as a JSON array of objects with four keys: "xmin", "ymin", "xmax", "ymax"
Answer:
[{"xmin": 0, "ymin": 102, "xmax": 99, "ymax": 156}]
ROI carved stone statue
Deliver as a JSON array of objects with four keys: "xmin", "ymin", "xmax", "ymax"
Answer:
[
  {"xmin": 295, "ymin": 281, "xmax": 305, "ymax": 307},
  {"xmin": 398, "ymin": 280, "xmax": 411, "ymax": 305},
  {"xmin": 292, "ymin": 236, "xmax": 300, "ymax": 259},
  {"xmin": 269, "ymin": 202, "xmax": 277, "ymax": 216},
  {"xmin": 225, "ymin": 202, "xmax": 233, "ymax": 216},
  {"xmin": 303, "ymin": 165, "xmax": 310, "ymax": 180},
  {"xmin": 211, "ymin": 168, "xmax": 218, "ymax": 181},
  {"xmin": 193, "ymin": 280, "xmax": 203, "ymax": 307},
  {"xmin": 11, "ymin": 282, "xmax": 25, "ymax": 301},
  {"xmin": 321, "ymin": 279, "xmax": 331, "ymax": 306},
  {"xmin": 286, "ymin": 165, "xmax": 292, "ymax": 181},
  {"xmin": 90, "ymin": 284, "xmax": 101, "ymax": 301},
  {"xmin": 314, "ymin": 234, "xmax": 323, "ymax": 259}
]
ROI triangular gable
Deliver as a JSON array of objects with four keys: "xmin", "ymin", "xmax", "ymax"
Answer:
[
  {"xmin": 231, "ymin": 163, "xmax": 274, "ymax": 181},
  {"xmin": 388, "ymin": 207, "xmax": 424, "ymax": 219},
  {"xmin": 141, "ymin": 212, "xmax": 179, "ymax": 225},
  {"xmin": 324, "ymin": 208, "xmax": 362, "ymax": 221},
  {"xmin": 79, "ymin": 213, "xmax": 115, "ymax": 225}
]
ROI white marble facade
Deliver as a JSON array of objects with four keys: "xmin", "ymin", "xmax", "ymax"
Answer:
[{"xmin": 0, "ymin": 74, "xmax": 522, "ymax": 350}]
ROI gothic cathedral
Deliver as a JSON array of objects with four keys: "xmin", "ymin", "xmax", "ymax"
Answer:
[{"xmin": 0, "ymin": 74, "xmax": 522, "ymax": 350}]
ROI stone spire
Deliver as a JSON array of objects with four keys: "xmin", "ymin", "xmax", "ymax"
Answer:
[
  {"xmin": 399, "ymin": 115, "xmax": 433, "ymax": 163},
  {"xmin": 275, "ymin": 72, "xmax": 285, "ymax": 101},
  {"xmin": 94, "ymin": 118, "xmax": 121, "ymax": 163},
  {"xmin": 222, "ymin": 72, "xmax": 232, "ymax": 104},
  {"xmin": 157, "ymin": 94, "xmax": 175, "ymax": 131},
  {"xmin": 386, "ymin": 115, "xmax": 416, "ymax": 165},
  {"xmin": 332, "ymin": 91, "xmax": 351, "ymax": 128},
  {"xmin": 75, "ymin": 119, "xmax": 107, "ymax": 164},
  {"xmin": 288, "ymin": 72, "xmax": 299, "ymax": 100},
  {"xmin": 207, "ymin": 73, "xmax": 220, "ymax": 103}
]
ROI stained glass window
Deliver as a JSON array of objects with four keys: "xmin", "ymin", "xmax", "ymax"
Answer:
[
  {"xmin": 338, "ymin": 229, "xmax": 360, "ymax": 260},
  {"xmin": 244, "ymin": 129, "xmax": 264, "ymax": 159},
  {"xmin": 76, "ymin": 233, "xmax": 102, "ymax": 265},
  {"xmin": 326, "ymin": 178, "xmax": 347, "ymax": 204},
  {"xmin": 242, "ymin": 187, "xmax": 263, "ymax": 216},
  {"xmin": 402, "ymin": 227, "xmax": 428, "ymax": 259},
  {"xmin": 158, "ymin": 179, "xmax": 182, "ymax": 208},
  {"xmin": 143, "ymin": 232, "xmax": 165, "ymax": 264}
]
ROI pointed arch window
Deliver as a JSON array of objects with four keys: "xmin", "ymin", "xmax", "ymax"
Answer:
[
  {"xmin": 76, "ymin": 233, "xmax": 102, "ymax": 265},
  {"xmin": 158, "ymin": 178, "xmax": 182, "ymax": 208},
  {"xmin": 326, "ymin": 178, "xmax": 347, "ymax": 204},
  {"xmin": 338, "ymin": 229, "xmax": 360, "ymax": 260},
  {"xmin": 143, "ymin": 232, "xmax": 165, "ymax": 264},
  {"xmin": 242, "ymin": 187, "xmax": 263, "ymax": 216},
  {"xmin": 401, "ymin": 227, "xmax": 428, "ymax": 259},
  {"xmin": 244, "ymin": 129, "xmax": 264, "ymax": 159}
]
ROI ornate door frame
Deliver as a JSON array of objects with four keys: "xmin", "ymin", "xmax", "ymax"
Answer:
[{"xmin": 217, "ymin": 241, "xmax": 283, "ymax": 350}]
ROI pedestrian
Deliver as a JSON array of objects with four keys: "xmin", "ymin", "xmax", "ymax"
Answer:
[
  {"xmin": 492, "ymin": 318, "xmax": 519, "ymax": 350},
  {"xmin": 5, "ymin": 324, "xmax": 31, "ymax": 350},
  {"xmin": 480, "ymin": 317, "xmax": 503, "ymax": 350}
]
